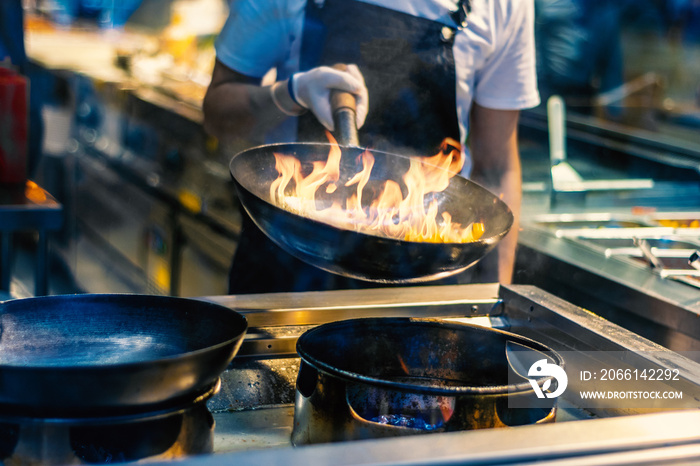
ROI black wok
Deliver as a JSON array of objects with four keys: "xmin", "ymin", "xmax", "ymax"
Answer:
[
  {"xmin": 0, "ymin": 294, "xmax": 247, "ymax": 417},
  {"xmin": 230, "ymin": 83, "xmax": 513, "ymax": 283},
  {"xmin": 229, "ymin": 142, "xmax": 513, "ymax": 283}
]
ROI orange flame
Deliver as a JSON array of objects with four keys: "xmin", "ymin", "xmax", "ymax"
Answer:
[
  {"xmin": 270, "ymin": 133, "xmax": 484, "ymax": 244},
  {"xmin": 397, "ymin": 354, "xmax": 410, "ymax": 375},
  {"xmin": 25, "ymin": 180, "xmax": 47, "ymax": 203},
  {"xmin": 438, "ymin": 396, "xmax": 455, "ymax": 422}
]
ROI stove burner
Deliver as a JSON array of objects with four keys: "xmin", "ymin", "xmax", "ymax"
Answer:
[
  {"xmin": 0, "ymin": 381, "xmax": 219, "ymax": 464},
  {"xmin": 370, "ymin": 414, "xmax": 444, "ymax": 431},
  {"xmin": 70, "ymin": 412, "xmax": 193, "ymax": 463}
]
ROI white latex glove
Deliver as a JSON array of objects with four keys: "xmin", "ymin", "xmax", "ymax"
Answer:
[{"xmin": 291, "ymin": 64, "xmax": 369, "ymax": 131}]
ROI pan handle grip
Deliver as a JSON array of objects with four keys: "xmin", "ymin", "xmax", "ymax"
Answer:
[
  {"xmin": 331, "ymin": 64, "xmax": 360, "ymax": 147},
  {"xmin": 331, "ymin": 88, "xmax": 357, "ymax": 113}
]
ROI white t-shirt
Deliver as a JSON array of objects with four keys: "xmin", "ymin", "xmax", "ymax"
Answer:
[{"xmin": 215, "ymin": 0, "xmax": 540, "ymax": 174}]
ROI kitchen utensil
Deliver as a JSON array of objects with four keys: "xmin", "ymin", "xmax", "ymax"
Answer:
[
  {"xmin": 229, "ymin": 88, "xmax": 513, "ymax": 283},
  {"xmin": 0, "ymin": 293, "xmax": 247, "ymax": 416},
  {"xmin": 292, "ymin": 317, "xmax": 562, "ymax": 444}
]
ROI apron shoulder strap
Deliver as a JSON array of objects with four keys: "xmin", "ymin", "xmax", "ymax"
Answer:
[{"xmin": 450, "ymin": 0, "xmax": 472, "ymax": 29}]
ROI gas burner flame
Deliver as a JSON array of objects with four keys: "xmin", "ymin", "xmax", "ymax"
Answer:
[
  {"xmin": 371, "ymin": 413, "xmax": 444, "ymax": 431},
  {"xmin": 369, "ymin": 392, "xmax": 455, "ymax": 430},
  {"xmin": 269, "ymin": 133, "xmax": 485, "ymax": 243}
]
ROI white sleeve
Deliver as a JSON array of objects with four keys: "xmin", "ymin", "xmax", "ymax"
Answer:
[
  {"xmin": 473, "ymin": 0, "xmax": 540, "ymax": 110},
  {"xmin": 214, "ymin": 0, "xmax": 302, "ymax": 79}
]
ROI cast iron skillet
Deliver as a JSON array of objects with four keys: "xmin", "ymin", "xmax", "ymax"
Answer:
[
  {"xmin": 228, "ymin": 91, "xmax": 513, "ymax": 283},
  {"xmin": 0, "ymin": 294, "xmax": 247, "ymax": 417}
]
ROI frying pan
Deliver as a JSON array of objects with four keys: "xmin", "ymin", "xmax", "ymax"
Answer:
[
  {"xmin": 0, "ymin": 294, "xmax": 247, "ymax": 417},
  {"xmin": 228, "ymin": 90, "xmax": 513, "ymax": 283}
]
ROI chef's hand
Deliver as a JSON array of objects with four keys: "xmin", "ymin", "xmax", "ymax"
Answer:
[{"xmin": 291, "ymin": 64, "xmax": 369, "ymax": 131}]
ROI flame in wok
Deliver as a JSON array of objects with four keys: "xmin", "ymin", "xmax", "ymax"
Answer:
[{"xmin": 269, "ymin": 133, "xmax": 484, "ymax": 243}]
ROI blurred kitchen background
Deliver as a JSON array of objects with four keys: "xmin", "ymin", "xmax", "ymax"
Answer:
[{"xmin": 1, "ymin": 0, "xmax": 699, "ymax": 326}]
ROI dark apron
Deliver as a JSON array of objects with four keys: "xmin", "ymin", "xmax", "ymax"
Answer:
[{"xmin": 229, "ymin": 0, "xmax": 467, "ymax": 294}]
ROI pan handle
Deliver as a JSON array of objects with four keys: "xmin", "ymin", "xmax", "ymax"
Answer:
[{"xmin": 331, "ymin": 64, "xmax": 360, "ymax": 147}]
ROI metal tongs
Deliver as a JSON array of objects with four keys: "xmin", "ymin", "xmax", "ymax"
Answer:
[
  {"xmin": 633, "ymin": 237, "xmax": 664, "ymax": 270},
  {"xmin": 635, "ymin": 240, "xmax": 700, "ymax": 286}
]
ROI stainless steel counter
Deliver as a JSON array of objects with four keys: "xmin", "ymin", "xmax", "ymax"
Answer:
[
  {"xmin": 149, "ymin": 284, "xmax": 700, "ymax": 465},
  {"xmin": 516, "ymin": 107, "xmax": 700, "ymax": 358},
  {"xmin": 189, "ymin": 410, "xmax": 700, "ymax": 465},
  {"xmin": 515, "ymin": 211, "xmax": 700, "ymax": 356}
]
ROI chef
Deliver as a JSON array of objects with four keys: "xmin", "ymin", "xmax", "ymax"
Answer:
[{"xmin": 203, "ymin": 0, "xmax": 540, "ymax": 294}]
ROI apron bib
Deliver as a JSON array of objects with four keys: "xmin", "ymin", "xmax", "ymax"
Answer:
[{"xmin": 298, "ymin": 0, "xmax": 461, "ymax": 155}]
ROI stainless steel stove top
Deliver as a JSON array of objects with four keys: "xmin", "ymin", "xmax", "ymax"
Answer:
[{"xmin": 167, "ymin": 284, "xmax": 700, "ymax": 465}]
